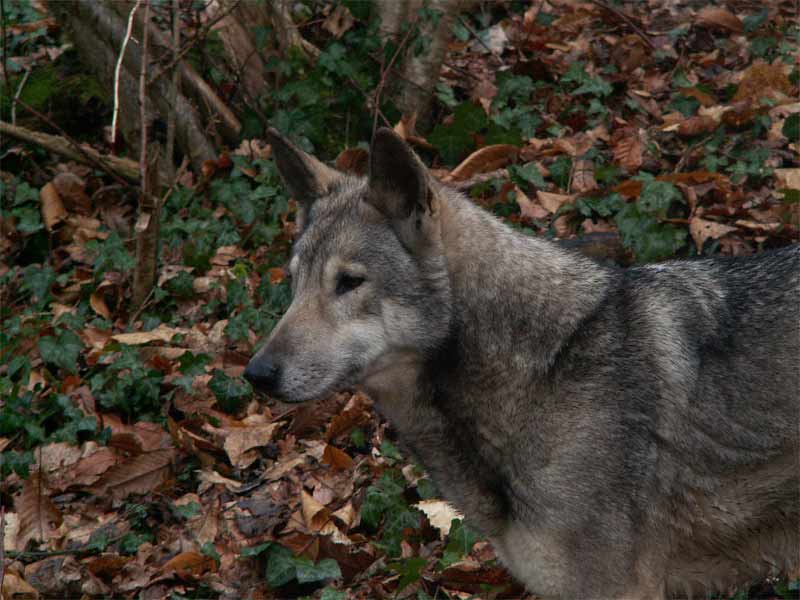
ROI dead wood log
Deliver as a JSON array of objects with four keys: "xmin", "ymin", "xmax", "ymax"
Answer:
[
  {"xmin": 49, "ymin": 0, "xmax": 216, "ymax": 174},
  {"xmin": 0, "ymin": 121, "xmax": 140, "ymax": 182},
  {"xmin": 108, "ymin": 0, "xmax": 241, "ymax": 145}
]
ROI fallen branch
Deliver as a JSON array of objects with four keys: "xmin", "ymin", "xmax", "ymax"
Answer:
[{"xmin": 0, "ymin": 120, "xmax": 139, "ymax": 183}]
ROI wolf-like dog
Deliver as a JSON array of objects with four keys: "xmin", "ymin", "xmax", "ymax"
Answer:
[{"xmin": 245, "ymin": 127, "xmax": 800, "ymax": 599}]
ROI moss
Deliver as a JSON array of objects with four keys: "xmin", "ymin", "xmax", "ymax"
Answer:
[{"xmin": 1, "ymin": 51, "xmax": 110, "ymax": 138}]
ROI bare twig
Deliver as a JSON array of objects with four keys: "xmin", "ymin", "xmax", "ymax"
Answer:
[
  {"xmin": 11, "ymin": 67, "xmax": 31, "ymax": 125},
  {"xmin": 1, "ymin": 505, "xmax": 6, "ymax": 593},
  {"xmin": 589, "ymin": 0, "xmax": 655, "ymax": 50},
  {"xmin": 9, "ymin": 103, "xmax": 133, "ymax": 186},
  {"xmin": 112, "ymin": 0, "xmax": 144, "ymax": 146}
]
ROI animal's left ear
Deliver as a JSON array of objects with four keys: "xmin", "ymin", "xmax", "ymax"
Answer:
[{"xmin": 366, "ymin": 128, "xmax": 436, "ymax": 223}]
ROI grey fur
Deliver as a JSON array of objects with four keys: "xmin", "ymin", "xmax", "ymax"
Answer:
[{"xmin": 247, "ymin": 128, "xmax": 800, "ymax": 599}]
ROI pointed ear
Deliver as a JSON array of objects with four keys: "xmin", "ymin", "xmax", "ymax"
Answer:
[
  {"xmin": 266, "ymin": 128, "xmax": 341, "ymax": 224},
  {"xmin": 366, "ymin": 128, "xmax": 432, "ymax": 221}
]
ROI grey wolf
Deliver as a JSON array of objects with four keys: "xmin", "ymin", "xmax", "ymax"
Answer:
[{"xmin": 245, "ymin": 127, "xmax": 800, "ymax": 598}]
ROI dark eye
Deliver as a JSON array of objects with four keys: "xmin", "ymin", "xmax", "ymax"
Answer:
[{"xmin": 336, "ymin": 273, "xmax": 365, "ymax": 295}]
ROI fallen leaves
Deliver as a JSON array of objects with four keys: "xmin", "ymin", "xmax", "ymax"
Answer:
[
  {"xmin": 447, "ymin": 144, "xmax": 519, "ymax": 182},
  {"xmin": 87, "ymin": 448, "xmax": 175, "ymax": 499},
  {"xmin": 696, "ymin": 6, "xmax": 744, "ymax": 34},
  {"xmin": 111, "ymin": 323, "xmax": 188, "ymax": 345},
  {"xmin": 39, "ymin": 181, "xmax": 66, "ymax": 231},
  {"xmin": 14, "ymin": 472, "xmax": 63, "ymax": 549},
  {"xmin": 689, "ymin": 217, "xmax": 738, "ymax": 252},
  {"xmin": 611, "ymin": 127, "xmax": 644, "ymax": 171}
]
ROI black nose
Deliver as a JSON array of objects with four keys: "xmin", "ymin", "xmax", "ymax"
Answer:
[{"xmin": 244, "ymin": 357, "xmax": 280, "ymax": 393}]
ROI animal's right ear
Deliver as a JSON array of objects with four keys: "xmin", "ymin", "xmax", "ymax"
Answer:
[{"xmin": 266, "ymin": 128, "xmax": 341, "ymax": 229}]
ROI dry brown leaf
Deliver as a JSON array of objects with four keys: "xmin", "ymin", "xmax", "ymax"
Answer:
[
  {"xmin": 325, "ymin": 393, "xmax": 371, "ymax": 441},
  {"xmin": 1, "ymin": 572, "xmax": 40, "ymax": 599},
  {"xmin": 223, "ymin": 422, "xmax": 279, "ymax": 469},
  {"xmin": 334, "ymin": 148, "xmax": 369, "ymax": 175},
  {"xmin": 448, "ymin": 145, "xmax": 519, "ymax": 182},
  {"xmin": 322, "ymin": 443, "xmax": 354, "ymax": 471},
  {"xmin": 696, "ymin": 6, "xmax": 743, "ymax": 33},
  {"xmin": 689, "ymin": 217, "xmax": 738, "ymax": 252},
  {"xmin": 515, "ymin": 186, "xmax": 548, "ymax": 221},
  {"xmin": 211, "ymin": 244, "xmax": 246, "ymax": 266},
  {"xmin": 733, "ymin": 62, "xmax": 793, "ymax": 104},
  {"xmin": 322, "ymin": 4, "xmax": 354, "ymax": 37},
  {"xmin": 86, "ymin": 555, "xmax": 132, "ymax": 579},
  {"xmin": 52, "ymin": 172, "xmax": 91, "ymax": 214},
  {"xmin": 103, "ymin": 413, "xmax": 173, "ymax": 453},
  {"xmin": 775, "ymin": 168, "xmax": 800, "ymax": 190},
  {"xmin": 90, "ymin": 289, "xmax": 112, "ymax": 320},
  {"xmin": 198, "ymin": 469, "xmax": 244, "ymax": 492},
  {"xmin": 331, "ymin": 501, "xmax": 359, "ymax": 531},
  {"xmin": 301, "ymin": 490, "xmax": 332, "ymax": 533},
  {"xmin": 161, "ymin": 551, "xmax": 216, "ymax": 579},
  {"xmin": 111, "ymin": 323, "xmax": 187, "ymax": 345},
  {"xmin": 40, "ymin": 182, "xmax": 66, "ymax": 231},
  {"xmin": 87, "ymin": 448, "xmax": 174, "ymax": 500},
  {"xmin": 415, "ymin": 499, "xmax": 463, "ymax": 539},
  {"xmin": 677, "ymin": 116, "xmax": 718, "ymax": 137},
  {"xmin": 611, "ymin": 128, "xmax": 643, "ymax": 171},
  {"xmin": 536, "ymin": 191, "xmax": 572, "ymax": 214},
  {"xmin": 81, "ymin": 326, "xmax": 111, "ymax": 351},
  {"xmin": 571, "ymin": 159, "xmax": 597, "ymax": 193},
  {"xmin": 15, "ymin": 471, "xmax": 63, "ymax": 549},
  {"xmin": 66, "ymin": 446, "xmax": 118, "ymax": 488},
  {"xmin": 261, "ymin": 455, "xmax": 306, "ymax": 482},
  {"xmin": 679, "ymin": 87, "xmax": 718, "ymax": 107}
]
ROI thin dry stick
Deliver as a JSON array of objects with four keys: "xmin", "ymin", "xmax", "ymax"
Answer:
[
  {"xmin": 11, "ymin": 67, "xmax": 31, "ymax": 125},
  {"xmin": 112, "ymin": 0, "xmax": 144, "ymax": 145},
  {"xmin": 1, "ymin": 505, "xmax": 5, "ymax": 593}
]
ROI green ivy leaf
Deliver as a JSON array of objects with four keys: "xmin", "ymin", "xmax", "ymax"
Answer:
[
  {"xmin": 38, "ymin": 329, "xmax": 83, "ymax": 374},
  {"xmin": 389, "ymin": 556, "xmax": 427, "ymax": 590},
  {"xmin": 209, "ymin": 369, "xmax": 252, "ymax": 413},
  {"xmin": 509, "ymin": 163, "xmax": 546, "ymax": 188},
  {"xmin": 782, "ymin": 114, "xmax": 799, "ymax": 141},
  {"xmin": 266, "ymin": 545, "xmax": 296, "ymax": 588},
  {"xmin": 294, "ymin": 557, "xmax": 342, "ymax": 584}
]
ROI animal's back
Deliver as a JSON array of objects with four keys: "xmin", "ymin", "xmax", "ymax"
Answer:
[{"xmin": 624, "ymin": 246, "xmax": 800, "ymax": 594}]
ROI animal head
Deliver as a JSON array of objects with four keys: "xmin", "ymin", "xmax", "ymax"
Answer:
[{"xmin": 244, "ymin": 128, "xmax": 453, "ymax": 402}]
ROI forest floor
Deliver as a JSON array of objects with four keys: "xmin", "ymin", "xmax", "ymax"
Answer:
[{"xmin": 1, "ymin": 0, "xmax": 798, "ymax": 598}]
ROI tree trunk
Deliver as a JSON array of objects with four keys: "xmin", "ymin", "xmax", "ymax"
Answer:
[{"xmin": 396, "ymin": 0, "xmax": 462, "ymax": 131}]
